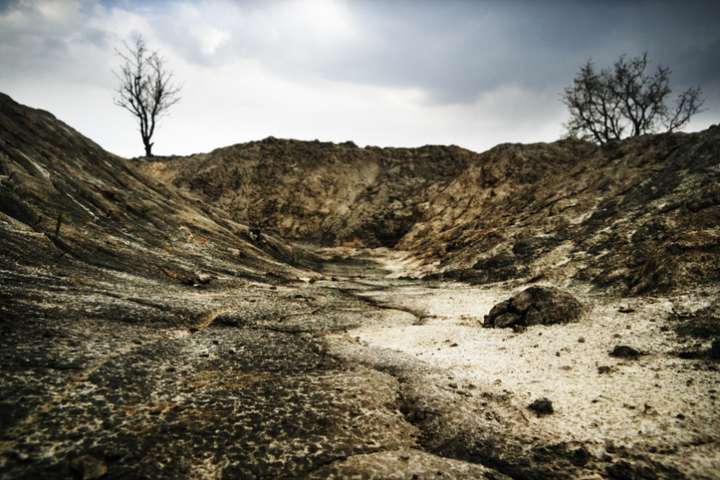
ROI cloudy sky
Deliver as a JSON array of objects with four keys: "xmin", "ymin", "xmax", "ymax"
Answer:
[{"xmin": 1, "ymin": 0, "xmax": 719, "ymax": 157}]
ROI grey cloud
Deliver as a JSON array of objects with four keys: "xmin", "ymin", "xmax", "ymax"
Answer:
[
  {"xmin": 0, "ymin": 0, "xmax": 717, "ymax": 158},
  {"xmin": 138, "ymin": 0, "xmax": 720, "ymax": 105},
  {"xmin": 0, "ymin": 0, "xmax": 21, "ymax": 14}
]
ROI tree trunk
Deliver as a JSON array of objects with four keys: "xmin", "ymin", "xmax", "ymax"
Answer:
[{"xmin": 143, "ymin": 139, "xmax": 153, "ymax": 157}]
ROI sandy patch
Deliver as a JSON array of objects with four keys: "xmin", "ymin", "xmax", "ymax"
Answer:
[{"xmin": 339, "ymin": 281, "xmax": 720, "ymax": 474}]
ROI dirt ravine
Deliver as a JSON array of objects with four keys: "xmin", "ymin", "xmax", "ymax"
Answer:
[{"xmin": 2, "ymin": 92, "xmax": 719, "ymax": 479}]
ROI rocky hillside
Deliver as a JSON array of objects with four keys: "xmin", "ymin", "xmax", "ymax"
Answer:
[
  {"xmin": 138, "ymin": 138, "xmax": 472, "ymax": 246},
  {"xmin": 402, "ymin": 131, "xmax": 720, "ymax": 294}
]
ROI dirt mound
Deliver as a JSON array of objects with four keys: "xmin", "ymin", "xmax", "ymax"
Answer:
[
  {"xmin": 400, "ymin": 130, "xmax": 720, "ymax": 294},
  {"xmin": 483, "ymin": 286, "xmax": 584, "ymax": 331},
  {"xmin": 137, "ymin": 137, "xmax": 473, "ymax": 247}
]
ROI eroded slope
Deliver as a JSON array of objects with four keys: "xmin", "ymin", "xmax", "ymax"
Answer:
[{"xmin": 399, "ymin": 131, "xmax": 720, "ymax": 294}]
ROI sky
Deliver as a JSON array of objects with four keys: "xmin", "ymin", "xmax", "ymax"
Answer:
[{"xmin": 1, "ymin": 0, "xmax": 719, "ymax": 157}]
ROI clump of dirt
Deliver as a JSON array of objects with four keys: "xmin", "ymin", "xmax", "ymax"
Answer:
[
  {"xmin": 483, "ymin": 286, "xmax": 584, "ymax": 331},
  {"xmin": 528, "ymin": 397, "xmax": 555, "ymax": 416}
]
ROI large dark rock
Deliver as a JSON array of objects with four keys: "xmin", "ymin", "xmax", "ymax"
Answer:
[{"xmin": 484, "ymin": 286, "xmax": 584, "ymax": 331}]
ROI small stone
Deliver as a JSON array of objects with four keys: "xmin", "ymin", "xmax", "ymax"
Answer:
[
  {"xmin": 570, "ymin": 446, "xmax": 591, "ymax": 466},
  {"xmin": 609, "ymin": 345, "xmax": 642, "ymax": 359},
  {"xmin": 578, "ymin": 337, "xmax": 586, "ymax": 343},
  {"xmin": 528, "ymin": 397, "xmax": 554, "ymax": 415},
  {"xmin": 194, "ymin": 271, "xmax": 213, "ymax": 285},
  {"xmin": 598, "ymin": 365, "xmax": 613, "ymax": 374},
  {"xmin": 710, "ymin": 339, "xmax": 720, "ymax": 360}
]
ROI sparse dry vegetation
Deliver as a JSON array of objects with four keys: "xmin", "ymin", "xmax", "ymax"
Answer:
[{"xmin": 563, "ymin": 53, "xmax": 704, "ymax": 144}]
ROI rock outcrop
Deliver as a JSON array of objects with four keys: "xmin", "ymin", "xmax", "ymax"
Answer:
[{"xmin": 484, "ymin": 286, "xmax": 584, "ymax": 331}]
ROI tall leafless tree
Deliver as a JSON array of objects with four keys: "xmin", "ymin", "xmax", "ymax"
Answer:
[
  {"xmin": 563, "ymin": 53, "xmax": 703, "ymax": 144},
  {"xmin": 114, "ymin": 34, "xmax": 181, "ymax": 157}
]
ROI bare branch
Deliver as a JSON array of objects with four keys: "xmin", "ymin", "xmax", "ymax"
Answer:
[
  {"xmin": 663, "ymin": 87, "xmax": 704, "ymax": 133},
  {"xmin": 563, "ymin": 53, "xmax": 703, "ymax": 144}
]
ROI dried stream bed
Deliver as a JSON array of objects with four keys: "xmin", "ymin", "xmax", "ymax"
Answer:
[{"xmin": 1, "ymin": 247, "xmax": 719, "ymax": 479}]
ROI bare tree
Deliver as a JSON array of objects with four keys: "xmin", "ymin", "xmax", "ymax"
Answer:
[
  {"xmin": 563, "ymin": 53, "xmax": 703, "ymax": 144},
  {"xmin": 114, "ymin": 34, "xmax": 181, "ymax": 157}
]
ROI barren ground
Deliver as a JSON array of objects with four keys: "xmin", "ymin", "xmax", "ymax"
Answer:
[
  {"xmin": 323, "ymin": 248, "xmax": 720, "ymax": 479},
  {"xmin": 2, "ymin": 242, "xmax": 719, "ymax": 479},
  {"xmin": 2, "ymin": 92, "xmax": 719, "ymax": 479}
]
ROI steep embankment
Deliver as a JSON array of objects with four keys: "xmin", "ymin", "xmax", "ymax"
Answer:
[
  {"xmin": 401, "ymin": 131, "xmax": 720, "ymax": 294},
  {"xmin": 138, "ymin": 138, "xmax": 472, "ymax": 246},
  {"xmin": 0, "ymin": 92, "xmax": 319, "ymax": 291}
]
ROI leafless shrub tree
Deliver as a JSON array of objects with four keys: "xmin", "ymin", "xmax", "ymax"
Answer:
[
  {"xmin": 114, "ymin": 34, "xmax": 181, "ymax": 157},
  {"xmin": 563, "ymin": 53, "xmax": 703, "ymax": 144}
]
